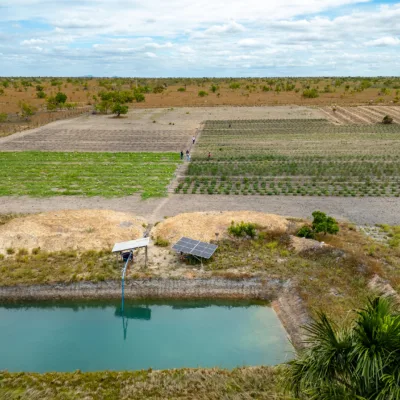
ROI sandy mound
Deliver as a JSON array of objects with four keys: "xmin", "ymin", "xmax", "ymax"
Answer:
[
  {"xmin": 289, "ymin": 236, "xmax": 324, "ymax": 253},
  {"xmin": 151, "ymin": 211, "xmax": 289, "ymax": 244},
  {"xmin": 0, "ymin": 210, "xmax": 145, "ymax": 253}
]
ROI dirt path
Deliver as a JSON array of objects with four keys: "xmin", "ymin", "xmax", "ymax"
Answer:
[{"xmin": 0, "ymin": 194, "xmax": 399, "ymax": 225}]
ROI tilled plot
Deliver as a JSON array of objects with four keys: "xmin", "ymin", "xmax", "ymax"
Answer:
[
  {"xmin": 319, "ymin": 106, "xmax": 400, "ymax": 125},
  {"xmin": 175, "ymin": 119, "xmax": 400, "ymax": 197},
  {"xmin": 0, "ymin": 128, "xmax": 191, "ymax": 152}
]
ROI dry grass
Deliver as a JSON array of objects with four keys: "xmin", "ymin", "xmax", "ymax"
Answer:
[
  {"xmin": 0, "ymin": 367, "xmax": 289, "ymax": 400},
  {"xmin": 152, "ymin": 211, "xmax": 290, "ymax": 243},
  {"xmin": 0, "ymin": 210, "xmax": 145, "ymax": 253}
]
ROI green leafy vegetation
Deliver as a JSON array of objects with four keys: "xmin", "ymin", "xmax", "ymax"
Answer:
[
  {"xmin": 302, "ymin": 88, "xmax": 319, "ymax": 98},
  {"xmin": 198, "ymin": 90, "xmax": 208, "ymax": 97},
  {"xmin": 382, "ymin": 114, "xmax": 393, "ymax": 124},
  {"xmin": 154, "ymin": 236, "xmax": 170, "ymax": 247},
  {"xmin": 286, "ymin": 296, "xmax": 400, "ymax": 399},
  {"xmin": 0, "ymin": 152, "xmax": 179, "ymax": 198},
  {"xmin": 175, "ymin": 119, "xmax": 400, "ymax": 197},
  {"xmin": 228, "ymin": 221, "xmax": 257, "ymax": 238}
]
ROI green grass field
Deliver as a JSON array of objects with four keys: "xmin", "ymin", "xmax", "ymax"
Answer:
[
  {"xmin": 0, "ymin": 152, "xmax": 180, "ymax": 198},
  {"xmin": 176, "ymin": 119, "xmax": 400, "ymax": 196}
]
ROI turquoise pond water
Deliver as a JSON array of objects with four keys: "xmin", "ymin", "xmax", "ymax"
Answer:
[{"xmin": 0, "ymin": 300, "xmax": 293, "ymax": 372}]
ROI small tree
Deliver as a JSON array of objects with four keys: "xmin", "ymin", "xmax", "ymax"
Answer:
[
  {"xmin": 210, "ymin": 84, "xmax": 219, "ymax": 93},
  {"xmin": 297, "ymin": 211, "xmax": 339, "ymax": 238},
  {"xmin": 302, "ymin": 88, "xmax": 319, "ymax": 98},
  {"xmin": 382, "ymin": 115, "xmax": 393, "ymax": 124},
  {"xmin": 198, "ymin": 90, "xmax": 208, "ymax": 97},
  {"xmin": 134, "ymin": 93, "xmax": 145, "ymax": 103},
  {"xmin": 46, "ymin": 96, "xmax": 58, "ymax": 111},
  {"xmin": 311, "ymin": 211, "xmax": 339, "ymax": 235},
  {"xmin": 35, "ymin": 84, "xmax": 44, "ymax": 92},
  {"xmin": 55, "ymin": 92, "xmax": 67, "ymax": 105},
  {"xmin": 112, "ymin": 103, "xmax": 128, "ymax": 117},
  {"xmin": 36, "ymin": 91, "xmax": 46, "ymax": 99},
  {"xmin": 18, "ymin": 101, "xmax": 36, "ymax": 120}
]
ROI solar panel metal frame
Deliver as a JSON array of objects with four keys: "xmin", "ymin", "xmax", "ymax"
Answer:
[{"xmin": 172, "ymin": 237, "xmax": 218, "ymax": 259}]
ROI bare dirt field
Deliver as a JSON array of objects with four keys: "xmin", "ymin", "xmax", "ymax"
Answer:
[
  {"xmin": 0, "ymin": 106, "xmax": 323, "ymax": 152},
  {"xmin": 0, "ymin": 194, "xmax": 399, "ymax": 226}
]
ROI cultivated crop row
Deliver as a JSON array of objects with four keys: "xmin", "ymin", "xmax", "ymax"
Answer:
[{"xmin": 176, "ymin": 119, "xmax": 400, "ymax": 197}]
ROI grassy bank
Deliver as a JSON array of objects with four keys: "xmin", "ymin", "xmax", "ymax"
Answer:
[
  {"xmin": 0, "ymin": 367, "xmax": 288, "ymax": 400},
  {"xmin": 0, "ymin": 152, "xmax": 180, "ymax": 198}
]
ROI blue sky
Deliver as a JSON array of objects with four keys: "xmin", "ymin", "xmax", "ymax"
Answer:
[{"xmin": 0, "ymin": 0, "xmax": 400, "ymax": 77}]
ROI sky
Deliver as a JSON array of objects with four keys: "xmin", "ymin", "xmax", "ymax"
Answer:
[{"xmin": 0, "ymin": 0, "xmax": 400, "ymax": 77}]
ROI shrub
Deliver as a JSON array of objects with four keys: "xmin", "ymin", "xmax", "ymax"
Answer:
[
  {"xmin": 36, "ymin": 91, "xmax": 46, "ymax": 99},
  {"xmin": 6, "ymin": 248, "xmax": 15, "ymax": 255},
  {"xmin": 302, "ymin": 88, "xmax": 319, "ymax": 98},
  {"xmin": 382, "ymin": 115, "xmax": 393, "ymax": 124},
  {"xmin": 32, "ymin": 247, "xmax": 41, "ymax": 255},
  {"xmin": 0, "ymin": 254, "xmax": 4, "ymax": 260},
  {"xmin": 312, "ymin": 211, "xmax": 339, "ymax": 235},
  {"xmin": 154, "ymin": 236, "xmax": 170, "ymax": 247},
  {"xmin": 153, "ymin": 86, "xmax": 164, "ymax": 94},
  {"xmin": 210, "ymin": 84, "xmax": 219, "ymax": 93},
  {"xmin": 177, "ymin": 87, "xmax": 186, "ymax": 92},
  {"xmin": 297, "ymin": 226, "xmax": 315, "ymax": 239},
  {"xmin": 229, "ymin": 82, "xmax": 240, "ymax": 89},
  {"xmin": 198, "ymin": 90, "xmax": 208, "ymax": 97},
  {"xmin": 0, "ymin": 112, "xmax": 7, "ymax": 122},
  {"xmin": 134, "ymin": 93, "xmax": 145, "ymax": 102},
  {"xmin": 17, "ymin": 248, "xmax": 29, "ymax": 256},
  {"xmin": 228, "ymin": 221, "xmax": 257, "ymax": 238},
  {"xmin": 55, "ymin": 92, "xmax": 67, "ymax": 104}
]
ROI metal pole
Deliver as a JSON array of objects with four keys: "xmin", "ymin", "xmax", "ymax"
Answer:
[{"xmin": 145, "ymin": 246, "xmax": 148, "ymax": 268}]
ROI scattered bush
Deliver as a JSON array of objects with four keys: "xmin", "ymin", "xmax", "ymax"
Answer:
[
  {"xmin": 112, "ymin": 103, "xmax": 128, "ymax": 117},
  {"xmin": 6, "ymin": 248, "xmax": 15, "ymax": 255},
  {"xmin": 32, "ymin": 247, "xmax": 41, "ymax": 255},
  {"xmin": 229, "ymin": 82, "xmax": 241, "ymax": 89},
  {"xmin": 154, "ymin": 236, "xmax": 170, "ymax": 247},
  {"xmin": 153, "ymin": 86, "xmax": 164, "ymax": 94},
  {"xmin": 198, "ymin": 90, "xmax": 208, "ymax": 97},
  {"xmin": 312, "ymin": 210, "xmax": 339, "ymax": 235},
  {"xmin": 382, "ymin": 115, "xmax": 393, "ymax": 124},
  {"xmin": 177, "ymin": 87, "xmax": 186, "ymax": 92},
  {"xmin": 134, "ymin": 93, "xmax": 145, "ymax": 102},
  {"xmin": 302, "ymin": 88, "xmax": 319, "ymax": 98},
  {"xmin": 36, "ymin": 91, "xmax": 46, "ymax": 99},
  {"xmin": 0, "ymin": 112, "xmax": 7, "ymax": 122},
  {"xmin": 228, "ymin": 221, "xmax": 257, "ymax": 238},
  {"xmin": 297, "ymin": 211, "xmax": 339, "ymax": 239},
  {"xmin": 297, "ymin": 226, "xmax": 315, "ymax": 239},
  {"xmin": 17, "ymin": 248, "xmax": 28, "ymax": 256}
]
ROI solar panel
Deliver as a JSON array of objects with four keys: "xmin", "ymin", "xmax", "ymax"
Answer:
[
  {"xmin": 172, "ymin": 237, "xmax": 218, "ymax": 259},
  {"xmin": 112, "ymin": 237, "xmax": 150, "ymax": 253}
]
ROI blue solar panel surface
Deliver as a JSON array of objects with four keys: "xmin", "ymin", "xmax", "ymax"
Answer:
[{"xmin": 172, "ymin": 237, "xmax": 218, "ymax": 259}]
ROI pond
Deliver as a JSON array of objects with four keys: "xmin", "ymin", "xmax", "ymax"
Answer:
[{"xmin": 0, "ymin": 299, "xmax": 293, "ymax": 372}]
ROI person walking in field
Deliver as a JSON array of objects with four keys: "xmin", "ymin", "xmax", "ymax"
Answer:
[
  {"xmin": 180, "ymin": 150, "xmax": 184, "ymax": 160},
  {"xmin": 208, "ymin": 152, "xmax": 211, "ymax": 160},
  {"xmin": 192, "ymin": 136, "xmax": 196, "ymax": 144}
]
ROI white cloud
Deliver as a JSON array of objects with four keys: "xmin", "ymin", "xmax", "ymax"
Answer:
[
  {"xmin": 21, "ymin": 38, "xmax": 47, "ymax": 45},
  {"xmin": 1, "ymin": 0, "xmax": 400, "ymax": 76},
  {"xmin": 366, "ymin": 36, "xmax": 400, "ymax": 46},
  {"xmin": 237, "ymin": 38, "xmax": 260, "ymax": 47}
]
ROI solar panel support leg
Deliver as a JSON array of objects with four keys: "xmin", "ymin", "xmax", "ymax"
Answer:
[{"xmin": 145, "ymin": 246, "xmax": 148, "ymax": 268}]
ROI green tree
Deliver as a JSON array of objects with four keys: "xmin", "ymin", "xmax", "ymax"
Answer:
[
  {"xmin": 312, "ymin": 211, "xmax": 339, "ymax": 235},
  {"xmin": 55, "ymin": 92, "xmax": 67, "ymax": 104},
  {"xmin": 112, "ymin": 103, "xmax": 128, "ymax": 117},
  {"xmin": 286, "ymin": 297, "xmax": 400, "ymax": 399},
  {"xmin": 134, "ymin": 93, "xmax": 145, "ymax": 102},
  {"xmin": 35, "ymin": 85, "xmax": 44, "ymax": 92},
  {"xmin": 18, "ymin": 101, "xmax": 36, "ymax": 120},
  {"xmin": 36, "ymin": 91, "xmax": 46, "ymax": 99},
  {"xmin": 46, "ymin": 96, "xmax": 58, "ymax": 111},
  {"xmin": 210, "ymin": 84, "xmax": 219, "ymax": 93}
]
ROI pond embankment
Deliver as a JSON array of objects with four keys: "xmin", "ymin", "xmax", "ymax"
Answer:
[{"xmin": 0, "ymin": 277, "xmax": 309, "ymax": 350}]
